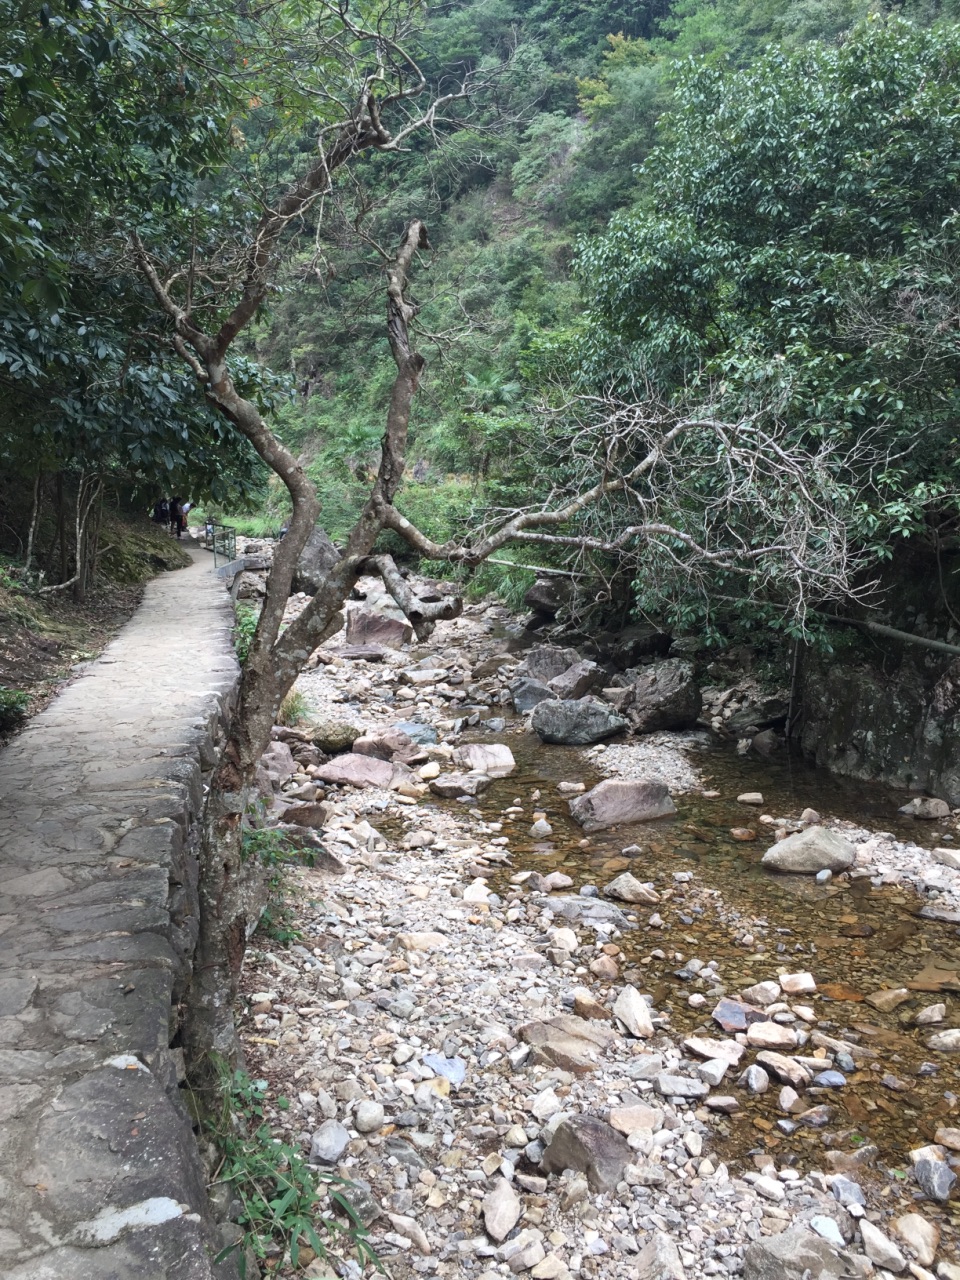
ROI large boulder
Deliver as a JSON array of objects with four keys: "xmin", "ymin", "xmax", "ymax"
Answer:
[
  {"xmin": 511, "ymin": 676, "xmax": 557, "ymax": 714},
  {"xmin": 452, "ymin": 743, "xmax": 516, "ymax": 778},
  {"xmin": 307, "ymin": 719, "xmax": 362, "ymax": 754},
  {"xmin": 345, "ymin": 605, "xmax": 413, "ymax": 649},
  {"xmin": 292, "ymin": 526, "xmax": 341, "ymax": 595},
  {"xmin": 315, "ymin": 753, "xmax": 413, "ymax": 791},
  {"xmin": 743, "ymin": 1226, "xmax": 845, "ymax": 1280},
  {"xmin": 540, "ymin": 1115, "xmax": 632, "ymax": 1192},
  {"xmin": 592, "ymin": 623, "xmax": 671, "ymax": 665},
  {"xmin": 524, "ymin": 578, "xmax": 573, "ymax": 617},
  {"xmin": 531, "ymin": 697, "xmax": 628, "ymax": 745},
  {"xmin": 627, "ymin": 659, "xmax": 701, "ymax": 732},
  {"xmin": 570, "ymin": 779, "xmax": 676, "ymax": 832},
  {"xmin": 517, "ymin": 646, "xmax": 581, "ymax": 684},
  {"xmin": 353, "ymin": 728, "xmax": 427, "ymax": 765},
  {"xmin": 761, "ymin": 826, "xmax": 855, "ymax": 874},
  {"xmin": 549, "ymin": 660, "xmax": 601, "ymax": 700}
]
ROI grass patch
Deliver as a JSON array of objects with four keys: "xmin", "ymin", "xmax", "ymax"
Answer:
[
  {"xmin": 277, "ymin": 689, "xmax": 309, "ymax": 726},
  {"xmin": 234, "ymin": 603, "xmax": 259, "ymax": 664}
]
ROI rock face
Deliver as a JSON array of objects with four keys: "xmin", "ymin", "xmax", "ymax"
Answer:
[
  {"xmin": 627, "ymin": 659, "xmax": 702, "ymax": 732},
  {"xmin": 761, "ymin": 826, "xmax": 855, "ymax": 874},
  {"xmin": 540, "ymin": 1115, "xmax": 632, "ymax": 1192},
  {"xmin": 569, "ymin": 779, "xmax": 677, "ymax": 832},
  {"xmin": 511, "ymin": 676, "xmax": 557, "ymax": 714},
  {"xmin": 292, "ymin": 525, "xmax": 341, "ymax": 594},
  {"xmin": 532, "ymin": 697, "xmax": 628, "ymax": 745},
  {"xmin": 743, "ymin": 1226, "xmax": 845, "ymax": 1280}
]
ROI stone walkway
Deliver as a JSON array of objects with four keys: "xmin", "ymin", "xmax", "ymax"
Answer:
[{"xmin": 0, "ymin": 546, "xmax": 239, "ymax": 1279}]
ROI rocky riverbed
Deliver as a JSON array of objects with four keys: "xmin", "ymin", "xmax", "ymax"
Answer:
[{"xmin": 234, "ymin": 580, "xmax": 960, "ymax": 1280}]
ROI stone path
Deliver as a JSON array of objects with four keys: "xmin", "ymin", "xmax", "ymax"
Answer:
[{"xmin": 0, "ymin": 546, "xmax": 239, "ymax": 1279}]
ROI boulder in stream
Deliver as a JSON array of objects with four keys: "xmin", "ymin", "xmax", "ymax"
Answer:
[
  {"xmin": 452, "ymin": 742, "xmax": 516, "ymax": 777},
  {"xmin": 517, "ymin": 645, "xmax": 581, "ymax": 683},
  {"xmin": 626, "ymin": 658, "xmax": 701, "ymax": 732},
  {"xmin": 760, "ymin": 826, "xmax": 855, "ymax": 874},
  {"xmin": 531, "ymin": 697, "xmax": 627, "ymax": 745},
  {"xmin": 569, "ymin": 779, "xmax": 676, "ymax": 832},
  {"xmin": 511, "ymin": 676, "xmax": 557, "ymax": 714}
]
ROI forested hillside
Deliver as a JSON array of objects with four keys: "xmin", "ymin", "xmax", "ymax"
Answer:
[{"xmin": 4, "ymin": 0, "xmax": 960, "ymax": 641}]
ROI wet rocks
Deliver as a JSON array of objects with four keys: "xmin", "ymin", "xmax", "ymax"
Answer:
[
  {"xmin": 540, "ymin": 1115, "xmax": 632, "ymax": 1193},
  {"xmin": 761, "ymin": 825, "xmax": 856, "ymax": 874},
  {"xmin": 531, "ymin": 697, "xmax": 628, "ymax": 746},
  {"xmin": 569, "ymin": 778, "xmax": 676, "ymax": 832}
]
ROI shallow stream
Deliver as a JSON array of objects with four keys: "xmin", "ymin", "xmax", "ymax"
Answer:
[{"xmin": 460, "ymin": 729, "xmax": 959, "ymax": 1214}]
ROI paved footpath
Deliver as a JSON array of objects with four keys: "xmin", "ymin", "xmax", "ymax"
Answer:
[{"xmin": 0, "ymin": 546, "xmax": 239, "ymax": 1279}]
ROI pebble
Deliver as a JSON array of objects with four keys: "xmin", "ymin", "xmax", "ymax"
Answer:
[{"xmin": 354, "ymin": 1101, "xmax": 384, "ymax": 1133}]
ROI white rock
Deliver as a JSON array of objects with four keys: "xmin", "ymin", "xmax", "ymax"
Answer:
[
  {"xmin": 354, "ymin": 1101, "xmax": 384, "ymax": 1134},
  {"xmin": 482, "ymin": 1177, "xmax": 521, "ymax": 1243},
  {"xmin": 860, "ymin": 1220, "xmax": 906, "ymax": 1272},
  {"xmin": 916, "ymin": 1004, "xmax": 946, "ymax": 1026},
  {"xmin": 463, "ymin": 878, "xmax": 491, "ymax": 904},
  {"xmin": 613, "ymin": 985, "xmax": 654, "ymax": 1038},
  {"xmin": 779, "ymin": 971, "xmax": 816, "ymax": 995},
  {"xmin": 893, "ymin": 1213, "xmax": 939, "ymax": 1267},
  {"xmin": 926, "ymin": 1028, "xmax": 960, "ymax": 1052}
]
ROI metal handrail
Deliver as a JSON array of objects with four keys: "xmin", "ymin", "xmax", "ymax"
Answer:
[{"xmin": 204, "ymin": 521, "xmax": 237, "ymax": 568}]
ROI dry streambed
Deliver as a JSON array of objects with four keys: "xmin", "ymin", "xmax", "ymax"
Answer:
[{"xmin": 236, "ymin": 586, "xmax": 960, "ymax": 1280}]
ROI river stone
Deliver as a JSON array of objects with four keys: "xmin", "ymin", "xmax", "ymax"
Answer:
[
  {"xmin": 634, "ymin": 1230, "xmax": 686, "ymax": 1280},
  {"xmin": 683, "ymin": 1036, "xmax": 744, "ymax": 1065},
  {"xmin": 743, "ymin": 1225, "xmax": 846, "ymax": 1280},
  {"xmin": 613, "ymin": 986, "xmax": 654, "ymax": 1038},
  {"xmin": 394, "ymin": 720, "xmax": 438, "ymax": 745},
  {"xmin": 654, "ymin": 1073, "xmax": 709, "ymax": 1100},
  {"xmin": 452, "ymin": 743, "xmax": 516, "ymax": 778},
  {"xmin": 761, "ymin": 826, "xmax": 855, "ymax": 874},
  {"xmin": 482, "ymin": 1176, "xmax": 521, "ymax": 1243},
  {"xmin": 899, "ymin": 795, "xmax": 951, "ymax": 819},
  {"xmin": 741, "ymin": 1064, "xmax": 770, "ymax": 1095},
  {"xmin": 430, "ymin": 772, "xmax": 493, "ymax": 798},
  {"xmin": 859, "ymin": 1220, "xmax": 906, "ymax": 1272},
  {"xmin": 354, "ymin": 1101, "xmax": 385, "ymax": 1134},
  {"xmin": 315, "ymin": 753, "xmax": 398, "ymax": 789},
  {"xmin": 746, "ymin": 1022, "xmax": 797, "ymax": 1049},
  {"xmin": 755, "ymin": 1051, "xmax": 811, "ymax": 1087},
  {"xmin": 628, "ymin": 658, "xmax": 702, "ymax": 733},
  {"xmin": 914, "ymin": 1157, "xmax": 957, "ymax": 1201},
  {"xmin": 511, "ymin": 677, "xmax": 558, "ymax": 714},
  {"xmin": 604, "ymin": 872, "xmax": 659, "ymax": 904},
  {"xmin": 518, "ymin": 1014, "xmax": 616, "ymax": 1074},
  {"xmin": 345, "ymin": 605, "xmax": 414, "ymax": 649},
  {"xmin": 925, "ymin": 1028, "xmax": 960, "ymax": 1051},
  {"xmin": 518, "ymin": 645, "xmax": 581, "ymax": 682},
  {"xmin": 569, "ymin": 779, "xmax": 676, "ymax": 832},
  {"xmin": 934, "ymin": 1125, "xmax": 960, "ymax": 1149},
  {"xmin": 549, "ymin": 660, "xmax": 601, "ymax": 700},
  {"xmin": 532, "ymin": 697, "xmax": 628, "ymax": 746},
  {"xmin": 540, "ymin": 1115, "xmax": 632, "ymax": 1193},
  {"xmin": 893, "ymin": 1213, "xmax": 939, "ymax": 1266},
  {"xmin": 310, "ymin": 1119, "xmax": 351, "ymax": 1164}
]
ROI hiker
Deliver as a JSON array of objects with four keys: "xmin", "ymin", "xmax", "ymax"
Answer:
[
  {"xmin": 152, "ymin": 497, "xmax": 169, "ymax": 525},
  {"xmin": 169, "ymin": 497, "xmax": 184, "ymax": 539}
]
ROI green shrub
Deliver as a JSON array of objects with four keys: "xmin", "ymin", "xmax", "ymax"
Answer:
[
  {"xmin": 209, "ymin": 1067, "xmax": 377, "ymax": 1277},
  {"xmin": 0, "ymin": 687, "xmax": 29, "ymax": 731},
  {"xmin": 234, "ymin": 604, "xmax": 259, "ymax": 664}
]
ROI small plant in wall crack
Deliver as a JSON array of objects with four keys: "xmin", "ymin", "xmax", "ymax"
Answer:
[
  {"xmin": 209, "ymin": 1066, "xmax": 379, "ymax": 1276},
  {"xmin": 241, "ymin": 825, "xmax": 314, "ymax": 946}
]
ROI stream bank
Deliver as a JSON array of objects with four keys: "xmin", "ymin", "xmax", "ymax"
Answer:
[{"xmin": 237, "ymin": 583, "xmax": 960, "ymax": 1280}]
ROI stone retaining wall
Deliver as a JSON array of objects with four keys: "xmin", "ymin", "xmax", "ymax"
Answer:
[{"xmin": 0, "ymin": 552, "xmax": 240, "ymax": 1279}]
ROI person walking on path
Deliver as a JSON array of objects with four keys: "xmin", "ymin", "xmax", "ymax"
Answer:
[
  {"xmin": 152, "ymin": 497, "xmax": 169, "ymax": 525},
  {"xmin": 169, "ymin": 497, "xmax": 184, "ymax": 539}
]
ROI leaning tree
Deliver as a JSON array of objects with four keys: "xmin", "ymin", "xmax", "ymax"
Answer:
[{"xmin": 130, "ymin": 0, "xmax": 881, "ymax": 1067}]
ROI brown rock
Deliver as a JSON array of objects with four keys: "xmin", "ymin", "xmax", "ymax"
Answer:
[
  {"xmin": 569, "ymin": 779, "xmax": 676, "ymax": 832},
  {"xmin": 541, "ymin": 1115, "xmax": 632, "ymax": 1192},
  {"xmin": 345, "ymin": 606, "xmax": 413, "ymax": 649}
]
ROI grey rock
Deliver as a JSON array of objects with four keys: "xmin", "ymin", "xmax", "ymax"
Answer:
[
  {"xmin": 604, "ymin": 872, "xmax": 659, "ymax": 904},
  {"xmin": 830, "ymin": 1176, "xmax": 866, "ymax": 1207},
  {"xmin": 741, "ymin": 1065, "xmax": 770, "ymax": 1095},
  {"xmin": 914, "ymin": 1157, "xmax": 957, "ymax": 1201},
  {"xmin": 569, "ymin": 779, "xmax": 676, "ymax": 832},
  {"xmin": 354, "ymin": 1101, "xmax": 385, "ymax": 1134},
  {"xmin": 549, "ymin": 660, "xmax": 601, "ymax": 700},
  {"xmin": 523, "ymin": 579, "xmax": 573, "ymax": 617},
  {"xmin": 310, "ymin": 1119, "xmax": 351, "ymax": 1164},
  {"xmin": 430, "ymin": 772, "xmax": 493, "ymax": 798},
  {"xmin": 511, "ymin": 677, "xmax": 557, "ymax": 714},
  {"xmin": 634, "ymin": 1230, "xmax": 686, "ymax": 1280},
  {"xmin": 761, "ymin": 826, "xmax": 855, "ymax": 874},
  {"xmin": 858, "ymin": 1220, "xmax": 906, "ymax": 1272},
  {"xmin": 540, "ymin": 1115, "xmax": 632, "ymax": 1193},
  {"xmin": 345, "ymin": 604, "xmax": 413, "ymax": 650},
  {"xmin": 899, "ymin": 795, "xmax": 951, "ymax": 819},
  {"xmin": 654, "ymin": 1073, "xmax": 709, "ymax": 1100},
  {"xmin": 393, "ymin": 720, "xmax": 438, "ymax": 745},
  {"xmin": 627, "ymin": 659, "xmax": 701, "ymax": 733},
  {"xmin": 743, "ymin": 1225, "xmax": 846, "ymax": 1280},
  {"xmin": 517, "ymin": 645, "xmax": 581, "ymax": 682},
  {"xmin": 292, "ymin": 525, "xmax": 342, "ymax": 594},
  {"xmin": 531, "ymin": 697, "xmax": 628, "ymax": 746}
]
